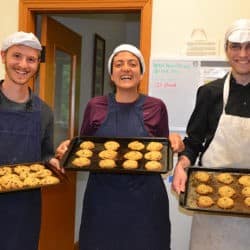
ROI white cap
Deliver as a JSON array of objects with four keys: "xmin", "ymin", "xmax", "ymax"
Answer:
[
  {"xmin": 225, "ymin": 19, "xmax": 250, "ymax": 45},
  {"xmin": 1, "ymin": 31, "xmax": 42, "ymax": 51},
  {"xmin": 108, "ymin": 44, "xmax": 145, "ymax": 75}
]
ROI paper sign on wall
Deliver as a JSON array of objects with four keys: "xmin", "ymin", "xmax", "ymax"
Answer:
[{"xmin": 149, "ymin": 59, "xmax": 201, "ymax": 131}]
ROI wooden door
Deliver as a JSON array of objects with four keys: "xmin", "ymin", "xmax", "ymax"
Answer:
[
  {"xmin": 38, "ymin": 16, "xmax": 82, "ymax": 250},
  {"xmin": 18, "ymin": 0, "xmax": 152, "ymax": 94}
]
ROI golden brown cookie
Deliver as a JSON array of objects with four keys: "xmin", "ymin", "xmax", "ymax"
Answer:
[
  {"xmin": 123, "ymin": 151, "xmax": 143, "ymax": 161},
  {"xmin": 216, "ymin": 173, "xmax": 234, "ymax": 184},
  {"xmin": 194, "ymin": 171, "xmax": 210, "ymax": 183},
  {"xmin": 99, "ymin": 150, "xmax": 118, "ymax": 160},
  {"xmin": 72, "ymin": 157, "xmax": 91, "ymax": 167},
  {"xmin": 217, "ymin": 197, "xmax": 234, "ymax": 209},
  {"xmin": 218, "ymin": 185, "xmax": 236, "ymax": 198},
  {"xmin": 145, "ymin": 160, "xmax": 162, "ymax": 171},
  {"xmin": 197, "ymin": 195, "xmax": 214, "ymax": 208},
  {"xmin": 128, "ymin": 141, "xmax": 145, "ymax": 151},
  {"xmin": 23, "ymin": 176, "xmax": 40, "ymax": 187},
  {"xmin": 144, "ymin": 151, "xmax": 162, "ymax": 161},
  {"xmin": 75, "ymin": 149, "xmax": 93, "ymax": 158},
  {"xmin": 195, "ymin": 184, "xmax": 214, "ymax": 195},
  {"xmin": 0, "ymin": 167, "xmax": 12, "ymax": 176},
  {"xmin": 146, "ymin": 142, "xmax": 163, "ymax": 151},
  {"xmin": 40, "ymin": 176, "xmax": 60, "ymax": 185},
  {"xmin": 122, "ymin": 160, "xmax": 138, "ymax": 169},
  {"xmin": 19, "ymin": 171, "xmax": 32, "ymax": 181},
  {"xmin": 35, "ymin": 169, "xmax": 52, "ymax": 178},
  {"xmin": 104, "ymin": 141, "xmax": 120, "ymax": 151},
  {"xmin": 238, "ymin": 175, "xmax": 250, "ymax": 187},
  {"xmin": 244, "ymin": 197, "xmax": 250, "ymax": 207},
  {"xmin": 0, "ymin": 174, "xmax": 23, "ymax": 189},
  {"xmin": 80, "ymin": 141, "xmax": 95, "ymax": 150},
  {"xmin": 30, "ymin": 164, "xmax": 45, "ymax": 172},
  {"xmin": 241, "ymin": 186, "xmax": 250, "ymax": 197},
  {"xmin": 99, "ymin": 159, "xmax": 116, "ymax": 169},
  {"xmin": 14, "ymin": 165, "xmax": 30, "ymax": 174}
]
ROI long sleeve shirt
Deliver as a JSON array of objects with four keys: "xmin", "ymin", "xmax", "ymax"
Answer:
[
  {"xmin": 80, "ymin": 94, "xmax": 169, "ymax": 137},
  {"xmin": 180, "ymin": 74, "xmax": 250, "ymax": 165}
]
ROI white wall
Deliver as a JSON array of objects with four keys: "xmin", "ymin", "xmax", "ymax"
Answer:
[
  {"xmin": 151, "ymin": 0, "xmax": 250, "ymax": 57},
  {"xmin": 0, "ymin": 0, "xmax": 19, "ymax": 78}
]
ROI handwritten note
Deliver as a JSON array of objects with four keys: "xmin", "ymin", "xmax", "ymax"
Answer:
[{"xmin": 149, "ymin": 59, "xmax": 201, "ymax": 131}]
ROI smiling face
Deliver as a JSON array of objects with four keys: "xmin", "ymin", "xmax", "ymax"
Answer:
[
  {"xmin": 225, "ymin": 41, "xmax": 250, "ymax": 83},
  {"xmin": 110, "ymin": 51, "xmax": 143, "ymax": 92},
  {"xmin": 1, "ymin": 45, "xmax": 40, "ymax": 87}
]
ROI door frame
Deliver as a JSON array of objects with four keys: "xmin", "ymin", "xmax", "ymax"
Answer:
[{"xmin": 18, "ymin": 0, "xmax": 152, "ymax": 94}]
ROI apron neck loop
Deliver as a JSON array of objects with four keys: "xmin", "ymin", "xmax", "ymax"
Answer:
[{"xmin": 222, "ymin": 72, "xmax": 231, "ymax": 113}]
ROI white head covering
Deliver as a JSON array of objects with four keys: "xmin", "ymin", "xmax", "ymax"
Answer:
[
  {"xmin": 108, "ymin": 44, "xmax": 145, "ymax": 75},
  {"xmin": 1, "ymin": 31, "xmax": 42, "ymax": 51},
  {"xmin": 225, "ymin": 19, "xmax": 250, "ymax": 45}
]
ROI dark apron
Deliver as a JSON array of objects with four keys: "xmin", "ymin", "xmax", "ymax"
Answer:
[
  {"xmin": 79, "ymin": 94, "xmax": 170, "ymax": 250},
  {"xmin": 0, "ymin": 96, "xmax": 42, "ymax": 250}
]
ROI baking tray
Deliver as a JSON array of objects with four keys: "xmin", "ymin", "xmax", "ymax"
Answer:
[
  {"xmin": 60, "ymin": 136, "xmax": 173, "ymax": 174},
  {"xmin": 179, "ymin": 166, "xmax": 250, "ymax": 216},
  {"xmin": 0, "ymin": 161, "xmax": 63, "ymax": 193}
]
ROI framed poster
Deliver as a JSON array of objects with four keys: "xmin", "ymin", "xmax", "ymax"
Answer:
[{"xmin": 92, "ymin": 33, "xmax": 105, "ymax": 96}]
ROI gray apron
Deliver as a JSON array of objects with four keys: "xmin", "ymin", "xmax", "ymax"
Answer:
[{"xmin": 190, "ymin": 73, "xmax": 250, "ymax": 250}]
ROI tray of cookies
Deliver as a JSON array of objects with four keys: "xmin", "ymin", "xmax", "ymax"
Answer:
[
  {"xmin": 0, "ymin": 162, "xmax": 62, "ymax": 193},
  {"xmin": 179, "ymin": 166, "xmax": 250, "ymax": 216},
  {"xmin": 60, "ymin": 136, "xmax": 173, "ymax": 174}
]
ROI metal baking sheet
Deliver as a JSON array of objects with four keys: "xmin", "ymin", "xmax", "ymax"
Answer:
[
  {"xmin": 60, "ymin": 136, "xmax": 173, "ymax": 174},
  {"xmin": 0, "ymin": 162, "xmax": 62, "ymax": 193},
  {"xmin": 179, "ymin": 166, "xmax": 250, "ymax": 216}
]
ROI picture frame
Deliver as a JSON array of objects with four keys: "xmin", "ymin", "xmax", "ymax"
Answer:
[{"xmin": 92, "ymin": 33, "xmax": 105, "ymax": 96}]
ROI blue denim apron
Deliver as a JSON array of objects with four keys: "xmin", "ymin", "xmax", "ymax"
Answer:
[
  {"xmin": 79, "ymin": 94, "xmax": 170, "ymax": 250},
  {"xmin": 0, "ymin": 96, "xmax": 42, "ymax": 250}
]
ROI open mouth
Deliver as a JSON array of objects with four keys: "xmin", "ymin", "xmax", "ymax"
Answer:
[{"xmin": 120, "ymin": 75, "xmax": 132, "ymax": 80}]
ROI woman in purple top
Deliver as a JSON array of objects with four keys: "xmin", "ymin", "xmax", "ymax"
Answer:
[{"xmin": 57, "ymin": 44, "xmax": 183, "ymax": 250}]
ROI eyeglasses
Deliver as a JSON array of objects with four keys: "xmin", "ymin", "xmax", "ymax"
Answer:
[{"xmin": 228, "ymin": 42, "xmax": 250, "ymax": 53}]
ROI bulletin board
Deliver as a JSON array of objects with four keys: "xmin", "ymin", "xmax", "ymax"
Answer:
[{"xmin": 149, "ymin": 59, "xmax": 201, "ymax": 131}]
